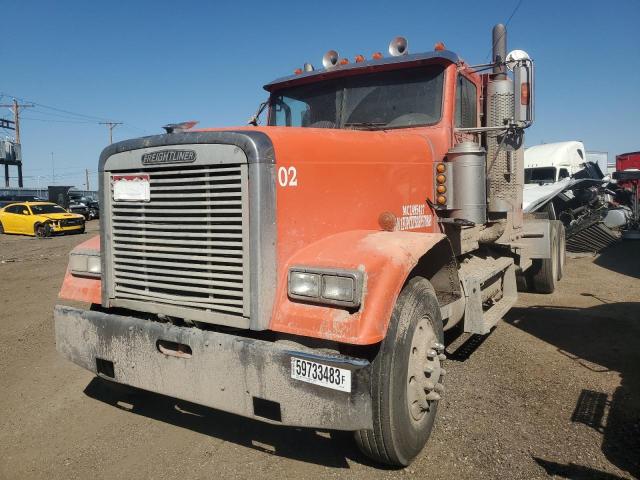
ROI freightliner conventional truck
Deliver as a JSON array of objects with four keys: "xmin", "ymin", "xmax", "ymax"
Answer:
[{"xmin": 54, "ymin": 25, "xmax": 564, "ymax": 466}]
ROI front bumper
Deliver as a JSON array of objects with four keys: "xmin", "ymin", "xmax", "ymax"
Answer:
[
  {"xmin": 52, "ymin": 224, "xmax": 84, "ymax": 233},
  {"xmin": 54, "ymin": 305, "xmax": 373, "ymax": 430}
]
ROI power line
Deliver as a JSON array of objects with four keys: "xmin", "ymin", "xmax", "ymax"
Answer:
[
  {"xmin": 20, "ymin": 116, "xmax": 97, "ymax": 124},
  {"xmin": 0, "ymin": 91, "xmax": 115, "ymax": 122},
  {"xmin": 0, "ymin": 91, "xmax": 150, "ymax": 134}
]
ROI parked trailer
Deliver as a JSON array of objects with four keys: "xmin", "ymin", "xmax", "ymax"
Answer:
[{"xmin": 53, "ymin": 25, "xmax": 562, "ymax": 466}]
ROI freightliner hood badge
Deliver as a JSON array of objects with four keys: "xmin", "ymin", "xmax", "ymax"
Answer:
[{"xmin": 141, "ymin": 149, "xmax": 197, "ymax": 165}]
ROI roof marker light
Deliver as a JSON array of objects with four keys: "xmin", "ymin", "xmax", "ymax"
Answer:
[
  {"xmin": 354, "ymin": 54, "xmax": 365, "ymax": 63},
  {"xmin": 434, "ymin": 42, "xmax": 446, "ymax": 51},
  {"xmin": 372, "ymin": 52, "xmax": 383, "ymax": 60},
  {"xmin": 294, "ymin": 68, "xmax": 303, "ymax": 75},
  {"xmin": 339, "ymin": 58, "xmax": 349, "ymax": 65}
]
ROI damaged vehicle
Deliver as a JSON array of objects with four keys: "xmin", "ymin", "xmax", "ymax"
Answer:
[{"xmin": 524, "ymin": 161, "xmax": 631, "ymax": 252}]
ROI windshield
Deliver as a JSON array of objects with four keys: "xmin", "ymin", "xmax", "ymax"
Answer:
[
  {"xmin": 30, "ymin": 204, "xmax": 67, "ymax": 214},
  {"xmin": 525, "ymin": 167, "xmax": 557, "ymax": 184},
  {"xmin": 269, "ymin": 65, "xmax": 445, "ymax": 130}
]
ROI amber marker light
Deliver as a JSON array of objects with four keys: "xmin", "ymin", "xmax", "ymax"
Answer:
[
  {"xmin": 378, "ymin": 211, "xmax": 397, "ymax": 232},
  {"xmin": 436, "ymin": 163, "xmax": 446, "ymax": 173},
  {"xmin": 437, "ymin": 195, "xmax": 447, "ymax": 205},
  {"xmin": 437, "ymin": 185, "xmax": 447, "ymax": 194},
  {"xmin": 521, "ymin": 83, "xmax": 530, "ymax": 105},
  {"xmin": 339, "ymin": 58, "xmax": 349, "ymax": 65},
  {"xmin": 434, "ymin": 42, "xmax": 446, "ymax": 51},
  {"xmin": 354, "ymin": 54, "xmax": 365, "ymax": 63},
  {"xmin": 294, "ymin": 68, "xmax": 303, "ymax": 75},
  {"xmin": 372, "ymin": 52, "xmax": 383, "ymax": 60},
  {"xmin": 436, "ymin": 174, "xmax": 446, "ymax": 184}
]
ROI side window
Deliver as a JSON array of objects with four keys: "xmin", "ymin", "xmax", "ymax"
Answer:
[
  {"xmin": 559, "ymin": 168, "xmax": 570, "ymax": 179},
  {"xmin": 6, "ymin": 205, "xmax": 25, "ymax": 214},
  {"xmin": 271, "ymin": 96, "xmax": 309, "ymax": 127},
  {"xmin": 455, "ymin": 75, "xmax": 478, "ymax": 128}
]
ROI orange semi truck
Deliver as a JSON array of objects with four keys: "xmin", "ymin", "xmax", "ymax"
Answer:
[{"xmin": 54, "ymin": 25, "xmax": 563, "ymax": 466}]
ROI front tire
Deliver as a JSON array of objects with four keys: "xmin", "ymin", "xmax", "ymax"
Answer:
[
  {"xmin": 355, "ymin": 276, "xmax": 445, "ymax": 466},
  {"xmin": 0, "ymin": 221, "xmax": 4, "ymax": 234}
]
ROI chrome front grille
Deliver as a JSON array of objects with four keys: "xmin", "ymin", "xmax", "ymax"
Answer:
[{"xmin": 108, "ymin": 163, "xmax": 249, "ymax": 319}]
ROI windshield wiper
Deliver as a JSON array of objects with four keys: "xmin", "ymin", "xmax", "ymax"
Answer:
[{"xmin": 344, "ymin": 122, "xmax": 387, "ymax": 130}]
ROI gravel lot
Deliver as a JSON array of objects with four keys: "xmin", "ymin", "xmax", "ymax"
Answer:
[{"xmin": 0, "ymin": 224, "xmax": 638, "ymax": 479}]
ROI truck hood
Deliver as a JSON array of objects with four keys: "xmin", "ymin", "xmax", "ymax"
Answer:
[{"xmin": 193, "ymin": 126, "xmax": 441, "ymax": 166}]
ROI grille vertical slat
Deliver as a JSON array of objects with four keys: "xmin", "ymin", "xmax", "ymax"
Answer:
[{"xmin": 109, "ymin": 162, "xmax": 248, "ymax": 319}]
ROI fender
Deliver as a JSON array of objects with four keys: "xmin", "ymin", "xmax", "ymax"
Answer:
[
  {"xmin": 59, "ymin": 235, "xmax": 101, "ymax": 305},
  {"xmin": 269, "ymin": 229, "xmax": 457, "ymax": 345}
]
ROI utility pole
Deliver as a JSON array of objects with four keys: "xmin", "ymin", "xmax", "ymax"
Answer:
[
  {"xmin": 0, "ymin": 99, "xmax": 33, "ymax": 188},
  {"xmin": 99, "ymin": 121, "xmax": 122, "ymax": 144},
  {"xmin": 0, "ymin": 99, "xmax": 34, "ymax": 144},
  {"xmin": 85, "ymin": 168, "xmax": 90, "ymax": 191}
]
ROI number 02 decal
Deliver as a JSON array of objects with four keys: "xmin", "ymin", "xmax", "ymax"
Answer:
[{"xmin": 278, "ymin": 166, "xmax": 298, "ymax": 187}]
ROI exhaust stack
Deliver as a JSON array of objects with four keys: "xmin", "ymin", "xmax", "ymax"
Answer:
[
  {"xmin": 484, "ymin": 23, "xmax": 524, "ymax": 237},
  {"xmin": 492, "ymin": 23, "xmax": 507, "ymax": 80}
]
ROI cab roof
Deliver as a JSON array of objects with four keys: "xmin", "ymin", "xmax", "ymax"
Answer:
[{"xmin": 264, "ymin": 50, "xmax": 459, "ymax": 92}]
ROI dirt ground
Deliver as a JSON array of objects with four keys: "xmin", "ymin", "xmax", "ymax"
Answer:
[{"xmin": 0, "ymin": 223, "xmax": 638, "ymax": 480}]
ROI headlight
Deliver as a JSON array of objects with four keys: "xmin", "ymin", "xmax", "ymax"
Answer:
[
  {"xmin": 288, "ymin": 267, "xmax": 364, "ymax": 308},
  {"xmin": 69, "ymin": 252, "xmax": 101, "ymax": 278}
]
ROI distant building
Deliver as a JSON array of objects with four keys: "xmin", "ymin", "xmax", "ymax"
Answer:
[{"xmin": 586, "ymin": 151, "xmax": 613, "ymax": 174}]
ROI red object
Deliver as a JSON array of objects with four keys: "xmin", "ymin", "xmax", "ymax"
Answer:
[
  {"xmin": 616, "ymin": 151, "xmax": 640, "ymax": 171},
  {"xmin": 371, "ymin": 52, "xmax": 383, "ymax": 59},
  {"xmin": 616, "ymin": 152, "xmax": 640, "ymax": 200},
  {"xmin": 434, "ymin": 42, "xmax": 446, "ymax": 51}
]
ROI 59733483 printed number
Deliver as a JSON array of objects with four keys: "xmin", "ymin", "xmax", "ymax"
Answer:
[{"xmin": 290, "ymin": 357, "xmax": 351, "ymax": 393}]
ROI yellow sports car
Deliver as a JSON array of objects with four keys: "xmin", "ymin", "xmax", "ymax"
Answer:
[{"xmin": 0, "ymin": 202, "xmax": 85, "ymax": 237}]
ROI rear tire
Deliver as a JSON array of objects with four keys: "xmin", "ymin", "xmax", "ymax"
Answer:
[
  {"xmin": 355, "ymin": 276, "xmax": 445, "ymax": 466},
  {"xmin": 529, "ymin": 221, "xmax": 559, "ymax": 293}
]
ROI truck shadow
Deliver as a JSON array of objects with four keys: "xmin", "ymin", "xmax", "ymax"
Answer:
[
  {"xmin": 504, "ymin": 302, "xmax": 640, "ymax": 479},
  {"xmin": 533, "ymin": 457, "xmax": 629, "ymax": 480},
  {"xmin": 83, "ymin": 377, "xmax": 384, "ymax": 469},
  {"xmin": 593, "ymin": 242, "xmax": 640, "ymax": 279}
]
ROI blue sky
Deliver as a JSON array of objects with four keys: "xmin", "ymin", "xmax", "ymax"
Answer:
[{"xmin": 2, "ymin": 0, "xmax": 639, "ymax": 189}]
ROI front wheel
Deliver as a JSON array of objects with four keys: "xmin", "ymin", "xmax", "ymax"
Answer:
[
  {"xmin": 355, "ymin": 276, "xmax": 445, "ymax": 466},
  {"xmin": 0, "ymin": 221, "xmax": 4, "ymax": 234}
]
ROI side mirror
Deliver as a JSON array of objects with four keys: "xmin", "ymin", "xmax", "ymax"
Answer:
[
  {"xmin": 507, "ymin": 50, "xmax": 534, "ymax": 127},
  {"xmin": 22, "ymin": 210, "xmax": 29, "ymax": 215}
]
